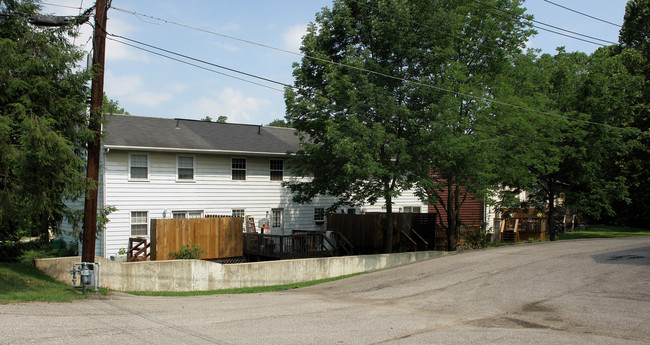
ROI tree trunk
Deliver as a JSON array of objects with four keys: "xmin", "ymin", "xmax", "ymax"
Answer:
[
  {"xmin": 547, "ymin": 185, "xmax": 556, "ymax": 241},
  {"xmin": 446, "ymin": 182, "xmax": 458, "ymax": 251},
  {"xmin": 384, "ymin": 193, "xmax": 394, "ymax": 253}
]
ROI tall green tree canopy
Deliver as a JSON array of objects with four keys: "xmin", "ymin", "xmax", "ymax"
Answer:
[
  {"xmin": 102, "ymin": 93, "xmax": 129, "ymax": 115},
  {"xmin": 493, "ymin": 46, "xmax": 643, "ymax": 239},
  {"xmin": 285, "ymin": 0, "xmax": 532, "ymax": 251},
  {"xmin": 0, "ymin": 0, "xmax": 90, "ymax": 241},
  {"xmin": 613, "ymin": 0, "xmax": 650, "ymax": 227}
]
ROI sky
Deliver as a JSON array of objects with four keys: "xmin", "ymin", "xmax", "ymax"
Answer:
[{"xmin": 39, "ymin": 0, "xmax": 631, "ymax": 125}]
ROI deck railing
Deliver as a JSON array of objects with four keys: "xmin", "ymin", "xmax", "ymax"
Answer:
[{"xmin": 244, "ymin": 232, "xmax": 340, "ymax": 259}]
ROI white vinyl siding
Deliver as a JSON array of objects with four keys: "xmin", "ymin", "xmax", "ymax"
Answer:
[{"xmin": 99, "ymin": 151, "xmax": 427, "ymax": 257}]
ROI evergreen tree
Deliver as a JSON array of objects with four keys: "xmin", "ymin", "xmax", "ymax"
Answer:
[{"xmin": 0, "ymin": 0, "xmax": 91, "ymax": 241}]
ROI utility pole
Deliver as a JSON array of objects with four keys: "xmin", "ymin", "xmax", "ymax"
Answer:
[{"xmin": 82, "ymin": 0, "xmax": 108, "ymax": 263}]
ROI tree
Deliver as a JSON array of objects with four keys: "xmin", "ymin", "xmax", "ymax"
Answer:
[
  {"xmin": 102, "ymin": 93, "xmax": 129, "ymax": 114},
  {"xmin": 410, "ymin": 0, "xmax": 533, "ymax": 250},
  {"xmin": 267, "ymin": 118, "xmax": 291, "ymax": 127},
  {"xmin": 285, "ymin": 0, "xmax": 532, "ymax": 252},
  {"xmin": 200, "ymin": 116, "xmax": 213, "ymax": 122},
  {"xmin": 614, "ymin": 0, "xmax": 650, "ymax": 227},
  {"xmin": 493, "ymin": 47, "xmax": 642, "ymax": 240},
  {"xmin": 217, "ymin": 115, "xmax": 227, "ymax": 123},
  {"xmin": 0, "ymin": 0, "xmax": 91, "ymax": 242}
]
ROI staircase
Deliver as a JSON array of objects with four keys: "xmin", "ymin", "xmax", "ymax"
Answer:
[{"xmin": 501, "ymin": 230, "xmax": 516, "ymax": 243}]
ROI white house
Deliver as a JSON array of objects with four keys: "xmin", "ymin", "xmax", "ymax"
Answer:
[{"xmin": 68, "ymin": 114, "xmax": 427, "ymax": 258}]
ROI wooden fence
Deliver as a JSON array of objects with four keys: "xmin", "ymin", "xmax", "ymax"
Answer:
[
  {"xmin": 327, "ymin": 213, "xmax": 436, "ymax": 253},
  {"xmin": 150, "ymin": 217, "xmax": 244, "ymax": 260}
]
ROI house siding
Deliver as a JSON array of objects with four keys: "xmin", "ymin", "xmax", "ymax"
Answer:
[{"xmin": 102, "ymin": 149, "xmax": 427, "ymax": 257}]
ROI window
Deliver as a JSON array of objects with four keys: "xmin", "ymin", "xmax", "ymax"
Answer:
[
  {"xmin": 271, "ymin": 209, "xmax": 283, "ymax": 229},
  {"xmin": 314, "ymin": 207, "xmax": 325, "ymax": 223},
  {"xmin": 403, "ymin": 206, "xmax": 421, "ymax": 213},
  {"xmin": 129, "ymin": 153, "xmax": 148, "ymax": 180},
  {"xmin": 232, "ymin": 209, "xmax": 245, "ymax": 217},
  {"xmin": 232, "ymin": 158, "xmax": 246, "ymax": 180},
  {"xmin": 130, "ymin": 211, "xmax": 148, "ymax": 236},
  {"xmin": 177, "ymin": 155, "xmax": 194, "ymax": 180},
  {"xmin": 172, "ymin": 210, "xmax": 203, "ymax": 219},
  {"xmin": 270, "ymin": 159, "xmax": 283, "ymax": 181},
  {"xmin": 347, "ymin": 208, "xmax": 356, "ymax": 215}
]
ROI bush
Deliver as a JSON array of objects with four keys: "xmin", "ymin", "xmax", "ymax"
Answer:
[
  {"xmin": 169, "ymin": 244, "xmax": 206, "ymax": 260},
  {"xmin": 461, "ymin": 225, "xmax": 488, "ymax": 250}
]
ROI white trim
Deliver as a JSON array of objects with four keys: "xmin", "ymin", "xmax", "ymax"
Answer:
[
  {"xmin": 105, "ymin": 145, "xmax": 294, "ymax": 157},
  {"xmin": 270, "ymin": 159, "xmax": 284, "ymax": 182},
  {"xmin": 128, "ymin": 152, "xmax": 150, "ymax": 181},
  {"xmin": 176, "ymin": 154, "xmax": 195, "ymax": 182},
  {"xmin": 130, "ymin": 210, "xmax": 149, "ymax": 237},
  {"xmin": 231, "ymin": 157, "xmax": 247, "ymax": 181}
]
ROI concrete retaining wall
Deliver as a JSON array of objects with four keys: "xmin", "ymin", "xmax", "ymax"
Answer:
[{"xmin": 36, "ymin": 251, "xmax": 447, "ymax": 292}]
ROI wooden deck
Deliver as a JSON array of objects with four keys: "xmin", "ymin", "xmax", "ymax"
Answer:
[{"xmin": 244, "ymin": 232, "xmax": 340, "ymax": 260}]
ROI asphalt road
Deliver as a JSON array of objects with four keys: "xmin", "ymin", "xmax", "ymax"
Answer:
[{"xmin": 1, "ymin": 236, "xmax": 649, "ymax": 345}]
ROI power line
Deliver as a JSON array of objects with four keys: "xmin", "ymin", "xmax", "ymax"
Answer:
[
  {"xmin": 108, "ymin": 6, "xmax": 644, "ymax": 136},
  {"xmin": 542, "ymin": 0, "xmax": 623, "ymax": 28},
  {"xmin": 107, "ymin": 33, "xmax": 292, "ymax": 90},
  {"xmin": 39, "ymin": 2, "xmax": 84, "ymax": 10},
  {"xmin": 463, "ymin": 0, "xmax": 617, "ymax": 46},
  {"xmin": 106, "ymin": 36, "xmax": 286, "ymax": 92}
]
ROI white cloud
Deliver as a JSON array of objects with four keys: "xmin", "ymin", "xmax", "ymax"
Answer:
[
  {"xmin": 130, "ymin": 92, "xmax": 173, "ymax": 108},
  {"xmin": 167, "ymin": 82, "xmax": 188, "ymax": 94},
  {"xmin": 213, "ymin": 41, "xmax": 241, "ymax": 52},
  {"xmin": 283, "ymin": 24, "xmax": 307, "ymax": 52},
  {"xmin": 179, "ymin": 87, "xmax": 272, "ymax": 123},
  {"xmin": 104, "ymin": 70, "xmax": 143, "ymax": 97},
  {"xmin": 104, "ymin": 70, "xmax": 177, "ymax": 109}
]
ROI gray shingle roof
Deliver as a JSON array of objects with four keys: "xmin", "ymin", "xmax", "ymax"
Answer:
[{"xmin": 103, "ymin": 114, "xmax": 300, "ymax": 155}]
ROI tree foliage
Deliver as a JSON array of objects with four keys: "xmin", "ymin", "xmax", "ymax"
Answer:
[
  {"xmin": 286, "ymin": 0, "xmax": 532, "ymax": 251},
  {"xmin": 102, "ymin": 93, "xmax": 129, "ymax": 115},
  {"xmin": 0, "ymin": 0, "xmax": 90, "ymax": 241}
]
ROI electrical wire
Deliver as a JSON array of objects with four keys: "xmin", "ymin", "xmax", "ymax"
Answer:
[
  {"xmin": 542, "ymin": 0, "xmax": 623, "ymax": 28},
  {"xmin": 107, "ymin": 6, "xmax": 643, "ymax": 136},
  {"xmin": 39, "ymin": 2, "xmax": 84, "ymax": 10},
  {"xmin": 461, "ymin": 0, "xmax": 617, "ymax": 46},
  {"xmin": 107, "ymin": 33, "xmax": 292, "ymax": 90},
  {"xmin": 106, "ymin": 36, "xmax": 285, "ymax": 92}
]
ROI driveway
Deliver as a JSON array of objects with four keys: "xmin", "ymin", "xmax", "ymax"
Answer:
[{"xmin": 1, "ymin": 236, "xmax": 649, "ymax": 344}]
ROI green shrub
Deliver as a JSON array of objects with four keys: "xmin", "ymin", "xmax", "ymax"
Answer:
[
  {"xmin": 169, "ymin": 244, "xmax": 206, "ymax": 260},
  {"xmin": 461, "ymin": 225, "xmax": 488, "ymax": 249}
]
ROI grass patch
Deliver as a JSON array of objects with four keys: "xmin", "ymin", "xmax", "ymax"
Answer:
[
  {"xmin": 558, "ymin": 224, "xmax": 650, "ymax": 240},
  {"xmin": 0, "ymin": 262, "xmax": 106, "ymax": 304},
  {"xmin": 125, "ymin": 272, "xmax": 364, "ymax": 296}
]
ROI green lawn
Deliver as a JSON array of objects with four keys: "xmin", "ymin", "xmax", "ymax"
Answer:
[
  {"xmin": 0, "ymin": 261, "xmax": 362, "ymax": 302},
  {"xmin": 558, "ymin": 224, "xmax": 650, "ymax": 240},
  {"xmin": 0, "ymin": 262, "xmax": 105, "ymax": 304}
]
